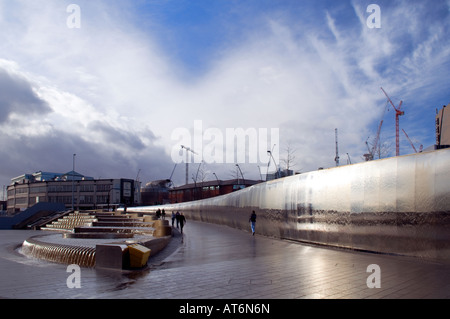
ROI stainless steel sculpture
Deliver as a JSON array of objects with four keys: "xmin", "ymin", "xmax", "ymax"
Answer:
[{"xmin": 127, "ymin": 149, "xmax": 450, "ymax": 262}]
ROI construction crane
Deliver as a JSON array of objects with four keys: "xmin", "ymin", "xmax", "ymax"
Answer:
[
  {"xmin": 364, "ymin": 138, "xmax": 374, "ymax": 161},
  {"xmin": 135, "ymin": 169, "xmax": 141, "ymax": 183},
  {"xmin": 364, "ymin": 100, "xmax": 388, "ymax": 161},
  {"xmin": 335, "ymin": 128, "xmax": 340, "ymax": 166},
  {"xmin": 134, "ymin": 169, "xmax": 141, "ymax": 205},
  {"xmin": 168, "ymin": 163, "xmax": 177, "ymax": 187},
  {"xmin": 402, "ymin": 129, "xmax": 423, "ymax": 153},
  {"xmin": 381, "ymin": 87, "xmax": 404, "ymax": 156},
  {"xmin": 181, "ymin": 145, "xmax": 198, "ymax": 185},
  {"xmin": 365, "ymin": 118, "xmax": 384, "ymax": 161}
]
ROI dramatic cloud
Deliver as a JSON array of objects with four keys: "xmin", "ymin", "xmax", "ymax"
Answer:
[
  {"xmin": 0, "ymin": 0, "xmax": 448, "ymax": 191},
  {"xmin": 0, "ymin": 68, "xmax": 51, "ymax": 123}
]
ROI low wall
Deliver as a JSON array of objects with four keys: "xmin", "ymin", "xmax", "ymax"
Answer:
[
  {"xmin": 127, "ymin": 149, "xmax": 450, "ymax": 262},
  {"xmin": 0, "ymin": 202, "xmax": 66, "ymax": 229}
]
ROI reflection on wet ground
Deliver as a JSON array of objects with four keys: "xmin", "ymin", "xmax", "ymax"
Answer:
[{"xmin": 1, "ymin": 222, "xmax": 449, "ymax": 299}]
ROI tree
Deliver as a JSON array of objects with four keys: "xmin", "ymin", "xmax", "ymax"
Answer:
[{"xmin": 280, "ymin": 144, "xmax": 298, "ymax": 174}]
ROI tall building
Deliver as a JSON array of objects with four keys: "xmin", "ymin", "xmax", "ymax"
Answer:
[
  {"xmin": 436, "ymin": 103, "xmax": 450, "ymax": 148},
  {"xmin": 6, "ymin": 171, "xmax": 140, "ymax": 214}
]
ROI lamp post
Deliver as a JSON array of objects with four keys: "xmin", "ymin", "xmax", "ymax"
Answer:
[
  {"xmin": 267, "ymin": 150, "xmax": 279, "ymax": 179},
  {"xmin": 191, "ymin": 176, "xmax": 197, "ymax": 201},
  {"xmin": 266, "ymin": 144, "xmax": 277, "ymax": 180},
  {"xmin": 213, "ymin": 172, "xmax": 220, "ymax": 196},
  {"xmin": 235, "ymin": 164, "xmax": 245, "ymax": 186},
  {"xmin": 257, "ymin": 166, "xmax": 263, "ymax": 181},
  {"xmin": 72, "ymin": 153, "xmax": 76, "ymax": 211}
]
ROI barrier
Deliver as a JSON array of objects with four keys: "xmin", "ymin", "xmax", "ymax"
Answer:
[
  {"xmin": 125, "ymin": 149, "xmax": 450, "ymax": 262},
  {"xmin": 128, "ymin": 244, "xmax": 151, "ymax": 268},
  {"xmin": 96, "ymin": 244, "xmax": 129, "ymax": 270}
]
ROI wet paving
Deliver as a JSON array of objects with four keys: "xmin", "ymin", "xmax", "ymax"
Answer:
[{"xmin": 0, "ymin": 221, "xmax": 449, "ymax": 299}]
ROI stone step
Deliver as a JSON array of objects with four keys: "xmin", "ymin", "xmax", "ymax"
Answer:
[
  {"xmin": 92, "ymin": 221, "xmax": 153, "ymax": 227},
  {"xmin": 74, "ymin": 226, "xmax": 154, "ymax": 235}
]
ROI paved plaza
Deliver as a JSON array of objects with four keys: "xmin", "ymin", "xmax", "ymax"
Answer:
[{"xmin": 0, "ymin": 220, "xmax": 449, "ymax": 300}]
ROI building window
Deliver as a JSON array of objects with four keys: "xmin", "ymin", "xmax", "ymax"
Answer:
[
  {"xmin": 79, "ymin": 195, "xmax": 93, "ymax": 204},
  {"xmin": 49, "ymin": 196, "xmax": 73, "ymax": 204},
  {"xmin": 30, "ymin": 186, "xmax": 47, "ymax": 194},
  {"xmin": 16, "ymin": 188, "xmax": 29, "ymax": 194},
  {"xmin": 97, "ymin": 184, "xmax": 111, "ymax": 192},
  {"xmin": 80, "ymin": 185, "xmax": 94, "ymax": 192},
  {"xmin": 97, "ymin": 195, "xmax": 109, "ymax": 204},
  {"xmin": 48, "ymin": 185, "xmax": 73, "ymax": 193},
  {"xmin": 15, "ymin": 197, "xmax": 27, "ymax": 204}
]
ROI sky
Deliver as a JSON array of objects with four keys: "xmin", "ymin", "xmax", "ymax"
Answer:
[{"xmin": 0, "ymin": 0, "xmax": 449, "ymax": 196}]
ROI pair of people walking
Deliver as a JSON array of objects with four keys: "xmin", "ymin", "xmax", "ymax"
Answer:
[{"xmin": 172, "ymin": 211, "xmax": 186, "ymax": 234}]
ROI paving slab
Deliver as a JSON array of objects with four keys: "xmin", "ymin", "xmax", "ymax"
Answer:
[{"xmin": 0, "ymin": 221, "xmax": 449, "ymax": 300}]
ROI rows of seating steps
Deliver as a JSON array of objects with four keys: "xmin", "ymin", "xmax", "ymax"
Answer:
[
  {"xmin": 23, "ymin": 210, "xmax": 172, "ymax": 269},
  {"xmin": 40, "ymin": 211, "xmax": 169, "ymax": 238}
]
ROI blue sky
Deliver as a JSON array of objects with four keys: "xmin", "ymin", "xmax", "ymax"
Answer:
[{"xmin": 0, "ymin": 0, "xmax": 449, "ymax": 192}]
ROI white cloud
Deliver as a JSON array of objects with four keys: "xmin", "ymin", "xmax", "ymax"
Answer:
[{"xmin": 0, "ymin": 0, "xmax": 448, "ymax": 187}]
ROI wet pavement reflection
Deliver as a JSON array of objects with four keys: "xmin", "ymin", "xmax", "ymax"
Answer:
[{"xmin": 0, "ymin": 222, "xmax": 449, "ymax": 299}]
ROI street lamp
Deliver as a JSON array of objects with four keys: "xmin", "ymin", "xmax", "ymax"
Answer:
[
  {"xmin": 267, "ymin": 150, "xmax": 279, "ymax": 179},
  {"xmin": 213, "ymin": 173, "xmax": 220, "ymax": 196},
  {"xmin": 235, "ymin": 164, "xmax": 245, "ymax": 187},
  {"xmin": 72, "ymin": 153, "xmax": 76, "ymax": 211},
  {"xmin": 257, "ymin": 166, "xmax": 263, "ymax": 181}
]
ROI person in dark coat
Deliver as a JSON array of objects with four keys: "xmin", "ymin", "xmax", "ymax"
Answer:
[
  {"xmin": 249, "ymin": 210, "xmax": 256, "ymax": 235},
  {"xmin": 179, "ymin": 212, "xmax": 186, "ymax": 234},
  {"xmin": 175, "ymin": 211, "xmax": 180, "ymax": 228}
]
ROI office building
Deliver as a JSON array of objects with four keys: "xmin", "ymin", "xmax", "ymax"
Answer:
[
  {"xmin": 6, "ymin": 171, "xmax": 140, "ymax": 214},
  {"xmin": 436, "ymin": 103, "xmax": 450, "ymax": 148}
]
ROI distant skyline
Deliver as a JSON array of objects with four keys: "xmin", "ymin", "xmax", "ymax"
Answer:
[{"xmin": 0, "ymin": 0, "xmax": 449, "ymax": 194}]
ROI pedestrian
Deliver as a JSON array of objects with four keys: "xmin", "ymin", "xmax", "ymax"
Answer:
[
  {"xmin": 179, "ymin": 212, "xmax": 186, "ymax": 234},
  {"xmin": 249, "ymin": 210, "xmax": 256, "ymax": 235},
  {"xmin": 161, "ymin": 209, "xmax": 166, "ymax": 220},
  {"xmin": 171, "ymin": 211, "xmax": 176, "ymax": 227},
  {"xmin": 175, "ymin": 211, "xmax": 180, "ymax": 229}
]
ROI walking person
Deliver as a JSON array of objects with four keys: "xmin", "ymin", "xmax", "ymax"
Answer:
[
  {"xmin": 179, "ymin": 212, "xmax": 186, "ymax": 234},
  {"xmin": 249, "ymin": 210, "xmax": 257, "ymax": 235},
  {"xmin": 175, "ymin": 211, "xmax": 180, "ymax": 229},
  {"xmin": 171, "ymin": 211, "xmax": 176, "ymax": 227}
]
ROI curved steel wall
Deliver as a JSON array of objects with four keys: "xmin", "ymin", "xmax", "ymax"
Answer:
[{"xmin": 126, "ymin": 149, "xmax": 450, "ymax": 262}]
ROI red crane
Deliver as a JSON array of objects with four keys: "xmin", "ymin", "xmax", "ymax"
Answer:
[{"xmin": 381, "ymin": 87, "xmax": 404, "ymax": 156}]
